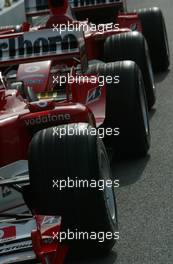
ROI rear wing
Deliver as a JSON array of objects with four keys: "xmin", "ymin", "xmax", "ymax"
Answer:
[
  {"xmin": 0, "ymin": 28, "xmax": 86, "ymax": 67},
  {"xmin": 24, "ymin": 0, "xmax": 126, "ymax": 26},
  {"xmin": 24, "ymin": 0, "xmax": 124, "ymax": 14},
  {"xmin": 69, "ymin": 0, "xmax": 124, "ymax": 8},
  {"xmin": 70, "ymin": 0, "xmax": 126, "ymax": 24}
]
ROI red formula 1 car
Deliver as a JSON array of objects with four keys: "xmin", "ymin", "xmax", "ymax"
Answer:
[
  {"xmin": 14, "ymin": 0, "xmax": 156, "ymax": 110},
  {"xmin": 20, "ymin": 0, "xmax": 169, "ymax": 110},
  {"xmin": 0, "ymin": 25, "xmax": 149, "ymax": 262}
]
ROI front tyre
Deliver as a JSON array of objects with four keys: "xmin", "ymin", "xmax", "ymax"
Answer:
[
  {"xmin": 88, "ymin": 61, "xmax": 150, "ymax": 157},
  {"xmin": 28, "ymin": 123, "xmax": 118, "ymax": 255}
]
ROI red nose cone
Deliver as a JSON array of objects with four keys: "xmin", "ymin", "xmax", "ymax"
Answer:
[{"xmin": 48, "ymin": 0, "xmax": 68, "ymax": 15}]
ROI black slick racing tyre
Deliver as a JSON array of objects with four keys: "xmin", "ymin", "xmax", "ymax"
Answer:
[
  {"xmin": 87, "ymin": 61, "xmax": 150, "ymax": 157},
  {"xmin": 138, "ymin": 7, "xmax": 170, "ymax": 72},
  {"xmin": 104, "ymin": 31, "xmax": 156, "ymax": 109},
  {"xmin": 28, "ymin": 123, "xmax": 118, "ymax": 255}
]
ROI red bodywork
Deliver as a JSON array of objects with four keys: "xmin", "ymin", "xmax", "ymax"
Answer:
[
  {"xmin": 32, "ymin": 215, "xmax": 69, "ymax": 264},
  {"xmin": 0, "ymin": 76, "xmax": 103, "ymax": 167}
]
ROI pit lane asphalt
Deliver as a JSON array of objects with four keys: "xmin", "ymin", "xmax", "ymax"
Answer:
[{"xmin": 68, "ymin": 0, "xmax": 173, "ymax": 263}]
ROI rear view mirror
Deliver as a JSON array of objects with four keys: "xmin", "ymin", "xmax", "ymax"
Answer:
[{"xmin": 9, "ymin": 81, "xmax": 26, "ymax": 98}]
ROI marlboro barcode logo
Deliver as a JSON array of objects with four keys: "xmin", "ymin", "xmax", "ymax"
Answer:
[
  {"xmin": 69, "ymin": 0, "xmax": 122, "ymax": 7},
  {"xmin": 0, "ymin": 29, "xmax": 79, "ymax": 62},
  {"xmin": 0, "ymin": 226, "xmax": 16, "ymax": 242}
]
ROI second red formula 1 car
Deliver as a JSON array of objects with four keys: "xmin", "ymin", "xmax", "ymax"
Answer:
[
  {"xmin": 26, "ymin": 0, "xmax": 169, "ymax": 105},
  {"xmin": 21, "ymin": 0, "xmax": 156, "ymax": 110}
]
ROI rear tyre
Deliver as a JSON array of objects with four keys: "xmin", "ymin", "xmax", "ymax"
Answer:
[
  {"xmin": 28, "ymin": 123, "xmax": 118, "ymax": 255},
  {"xmin": 88, "ymin": 61, "xmax": 150, "ymax": 157},
  {"xmin": 104, "ymin": 32, "xmax": 156, "ymax": 109},
  {"xmin": 138, "ymin": 7, "xmax": 170, "ymax": 71}
]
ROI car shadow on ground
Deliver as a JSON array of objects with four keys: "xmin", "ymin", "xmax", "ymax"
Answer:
[
  {"xmin": 154, "ymin": 69, "xmax": 170, "ymax": 83},
  {"xmin": 111, "ymin": 154, "xmax": 150, "ymax": 187},
  {"xmin": 65, "ymin": 251, "xmax": 117, "ymax": 264},
  {"xmin": 65, "ymin": 154, "xmax": 149, "ymax": 264},
  {"xmin": 149, "ymin": 107, "xmax": 156, "ymax": 121}
]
